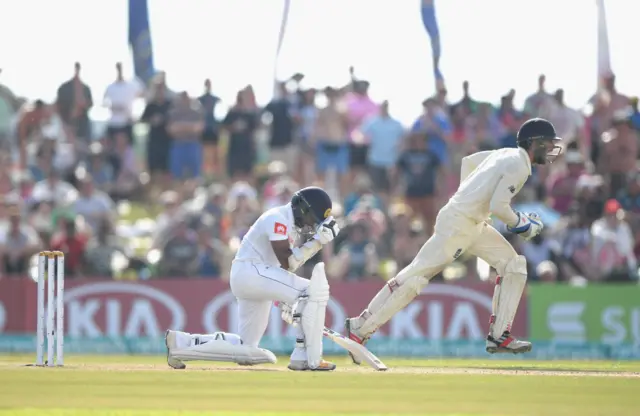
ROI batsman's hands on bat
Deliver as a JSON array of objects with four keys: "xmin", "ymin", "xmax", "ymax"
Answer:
[
  {"xmin": 508, "ymin": 212, "xmax": 543, "ymax": 240},
  {"xmin": 275, "ymin": 302, "xmax": 295, "ymax": 325},
  {"xmin": 313, "ymin": 216, "xmax": 340, "ymax": 245}
]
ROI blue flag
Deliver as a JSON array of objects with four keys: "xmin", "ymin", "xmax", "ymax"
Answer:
[
  {"xmin": 128, "ymin": 0, "xmax": 155, "ymax": 84},
  {"xmin": 420, "ymin": 0, "xmax": 444, "ymax": 87}
]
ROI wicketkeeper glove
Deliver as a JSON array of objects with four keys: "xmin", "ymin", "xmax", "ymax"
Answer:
[{"xmin": 507, "ymin": 212, "xmax": 543, "ymax": 240}]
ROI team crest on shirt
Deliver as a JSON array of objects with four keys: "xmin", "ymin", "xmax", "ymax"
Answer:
[
  {"xmin": 274, "ymin": 222, "xmax": 287, "ymax": 236},
  {"xmin": 508, "ymin": 185, "xmax": 516, "ymax": 194},
  {"xmin": 324, "ymin": 208, "xmax": 332, "ymax": 218}
]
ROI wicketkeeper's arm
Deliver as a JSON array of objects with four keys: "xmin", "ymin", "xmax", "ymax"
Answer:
[{"xmin": 489, "ymin": 175, "xmax": 521, "ymax": 227}]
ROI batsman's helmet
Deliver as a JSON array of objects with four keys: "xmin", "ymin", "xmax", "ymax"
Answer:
[
  {"xmin": 516, "ymin": 118, "xmax": 563, "ymax": 165},
  {"xmin": 291, "ymin": 186, "xmax": 332, "ymax": 233}
]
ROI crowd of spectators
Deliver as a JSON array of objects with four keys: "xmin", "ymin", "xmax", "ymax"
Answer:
[{"xmin": 0, "ymin": 62, "xmax": 639, "ymax": 284}]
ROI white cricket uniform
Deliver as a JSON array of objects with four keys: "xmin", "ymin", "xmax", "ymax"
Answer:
[
  {"xmin": 398, "ymin": 147, "xmax": 531, "ymax": 282},
  {"xmin": 229, "ymin": 203, "xmax": 309, "ymax": 347}
]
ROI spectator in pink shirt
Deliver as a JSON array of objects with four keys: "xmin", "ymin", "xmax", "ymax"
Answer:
[
  {"xmin": 345, "ymin": 80, "xmax": 378, "ymax": 178},
  {"xmin": 546, "ymin": 150, "xmax": 586, "ymax": 214}
]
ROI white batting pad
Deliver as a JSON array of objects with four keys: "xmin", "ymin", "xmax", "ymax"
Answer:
[
  {"xmin": 171, "ymin": 339, "xmax": 277, "ymax": 365},
  {"xmin": 300, "ymin": 262, "xmax": 330, "ymax": 369},
  {"xmin": 359, "ymin": 275, "xmax": 426, "ymax": 337},
  {"xmin": 490, "ymin": 255, "xmax": 527, "ymax": 337}
]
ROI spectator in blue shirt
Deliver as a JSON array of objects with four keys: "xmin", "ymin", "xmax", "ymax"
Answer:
[
  {"xmin": 411, "ymin": 98, "xmax": 451, "ymax": 168},
  {"xmin": 360, "ymin": 100, "xmax": 404, "ymax": 202}
]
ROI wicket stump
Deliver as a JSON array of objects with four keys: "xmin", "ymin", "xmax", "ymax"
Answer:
[{"xmin": 36, "ymin": 251, "xmax": 65, "ymax": 367}]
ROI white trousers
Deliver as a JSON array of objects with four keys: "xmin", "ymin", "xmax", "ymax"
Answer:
[
  {"xmin": 229, "ymin": 260, "xmax": 309, "ymax": 347},
  {"xmin": 399, "ymin": 210, "xmax": 518, "ymax": 283}
]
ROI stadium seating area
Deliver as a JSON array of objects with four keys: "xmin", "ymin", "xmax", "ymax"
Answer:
[{"xmin": 1, "ymin": 66, "xmax": 639, "ymax": 284}]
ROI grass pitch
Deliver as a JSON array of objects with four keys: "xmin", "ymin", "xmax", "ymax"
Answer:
[{"xmin": 1, "ymin": 355, "xmax": 639, "ymax": 416}]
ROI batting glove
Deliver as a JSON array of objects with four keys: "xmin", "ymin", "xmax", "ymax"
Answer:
[
  {"xmin": 313, "ymin": 216, "xmax": 340, "ymax": 245},
  {"xmin": 274, "ymin": 302, "xmax": 295, "ymax": 325}
]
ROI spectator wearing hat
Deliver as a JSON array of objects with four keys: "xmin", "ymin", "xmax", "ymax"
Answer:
[{"xmin": 591, "ymin": 199, "xmax": 637, "ymax": 281}]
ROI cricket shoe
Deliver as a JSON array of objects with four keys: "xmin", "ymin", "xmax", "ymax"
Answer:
[
  {"xmin": 345, "ymin": 317, "xmax": 370, "ymax": 365},
  {"xmin": 288, "ymin": 359, "xmax": 336, "ymax": 371},
  {"xmin": 486, "ymin": 331, "xmax": 532, "ymax": 354},
  {"xmin": 165, "ymin": 330, "xmax": 187, "ymax": 369}
]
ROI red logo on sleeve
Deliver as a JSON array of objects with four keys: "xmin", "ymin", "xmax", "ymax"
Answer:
[{"xmin": 274, "ymin": 222, "xmax": 287, "ymax": 236}]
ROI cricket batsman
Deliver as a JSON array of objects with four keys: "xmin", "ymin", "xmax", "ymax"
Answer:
[
  {"xmin": 346, "ymin": 118, "xmax": 562, "ymax": 360},
  {"xmin": 165, "ymin": 186, "xmax": 340, "ymax": 371}
]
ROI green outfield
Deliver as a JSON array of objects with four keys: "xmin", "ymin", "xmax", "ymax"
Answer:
[{"xmin": 1, "ymin": 355, "xmax": 639, "ymax": 416}]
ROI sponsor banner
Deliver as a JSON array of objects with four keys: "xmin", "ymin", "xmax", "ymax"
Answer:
[
  {"xmin": 0, "ymin": 278, "xmax": 522, "ymax": 341},
  {"xmin": 529, "ymin": 285, "xmax": 640, "ymax": 345}
]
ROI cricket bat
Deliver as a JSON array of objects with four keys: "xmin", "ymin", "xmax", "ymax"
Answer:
[{"xmin": 323, "ymin": 327, "xmax": 387, "ymax": 371}]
